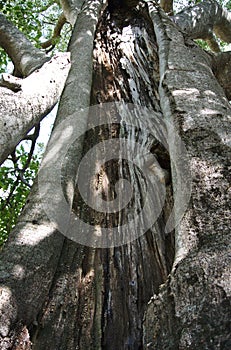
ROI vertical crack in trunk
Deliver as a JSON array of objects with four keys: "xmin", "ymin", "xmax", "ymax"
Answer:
[{"xmin": 31, "ymin": 4, "xmax": 175, "ymax": 349}]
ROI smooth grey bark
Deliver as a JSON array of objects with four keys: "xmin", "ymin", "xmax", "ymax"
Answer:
[
  {"xmin": 143, "ymin": 3, "xmax": 231, "ymax": 349},
  {"xmin": 0, "ymin": 1, "xmax": 104, "ymax": 349},
  {"xmin": 54, "ymin": 0, "xmax": 106, "ymax": 205},
  {"xmin": 0, "ymin": 53, "xmax": 70, "ymax": 165},
  {"xmin": 60, "ymin": 0, "xmax": 85, "ymax": 26},
  {"xmin": 113, "ymin": 0, "xmax": 231, "ymax": 97},
  {"xmin": 0, "ymin": 13, "xmax": 49, "ymax": 76},
  {"xmin": 173, "ymin": 0, "xmax": 231, "ymax": 52}
]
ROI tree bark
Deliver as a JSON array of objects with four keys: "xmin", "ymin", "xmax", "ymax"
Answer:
[
  {"xmin": 0, "ymin": 1, "xmax": 230, "ymax": 349},
  {"xmin": 212, "ymin": 51, "xmax": 231, "ymax": 100},
  {"xmin": 30, "ymin": 4, "xmax": 175, "ymax": 348},
  {"xmin": 0, "ymin": 1, "xmax": 104, "ymax": 349},
  {"xmin": 173, "ymin": 0, "xmax": 231, "ymax": 52},
  {"xmin": 143, "ymin": 2, "xmax": 231, "ymax": 349},
  {"xmin": 0, "ymin": 13, "xmax": 49, "ymax": 76},
  {"xmin": 60, "ymin": 0, "xmax": 86, "ymax": 26},
  {"xmin": 0, "ymin": 53, "xmax": 70, "ymax": 165}
]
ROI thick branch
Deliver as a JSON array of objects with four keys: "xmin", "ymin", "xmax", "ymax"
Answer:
[
  {"xmin": 60, "ymin": 0, "xmax": 85, "ymax": 26},
  {"xmin": 0, "ymin": 13, "xmax": 50, "ymax": 77},
  {"xmin": 0, "ymin": 53, "xmax": 71, "ymax": 165},
  {"xmin": 173, "ymin": 0, "xmax": 231, "ymax": 51}
]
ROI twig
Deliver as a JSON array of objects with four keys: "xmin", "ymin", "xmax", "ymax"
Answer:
[
  {"xmin": 2, "ymin": 124, "xmax": 41, "ymax": 209},
  {"xmin": 41, "ymin": 13, "xmax": 67, "ymax": 50}
]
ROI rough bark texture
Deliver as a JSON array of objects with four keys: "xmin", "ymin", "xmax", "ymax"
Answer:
[
  {"xmin": 30, "ymin": 3, "xmax": 174, "ymax": 349},
  {"xmin": 0, "ymin": 1, "xmax": 230, "ymax": 349},
  {"xmin": 212, "ymin": 51, "xmax": 231, "ymax": 100},
  {"xmin": 143, "ymin": 3, "xmax": 231, "ymax": 349}
]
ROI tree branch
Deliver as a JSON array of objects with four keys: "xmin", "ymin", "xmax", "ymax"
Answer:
[
  {"xmin": 173, "ymin": 0, "xmax": 231, "ymax": 52},
  {"xmin": 212, "ymin": 51, "xmax": 231, "ymax": 100},
  {"xmin": 60, "ymin": 0, "xmax": 85, "ymax": 26},
  {"xmin": 39, "ymin": 0, "xmax": 59, "ymax": 13},
  {"xmin": 0, "ymin": 1, "xmax": 104, "ymax": 343},
  {"xmin": 0, "ymin": 13, "xmax": 49, "ymax": 77},
  {"xmin": 0, "ymin": 53, "xmax": 71, "ymax": 165},
  {"xmin": 2, "ymin": 125, "xmax": 40, "ymax": 211},
  {"xmin": 0, "ymin": 74, "xmax": 22, "ymax": 92},
  {"xmin": 41, "ymin": 12, "xmax": 67, "ymax": 50}
]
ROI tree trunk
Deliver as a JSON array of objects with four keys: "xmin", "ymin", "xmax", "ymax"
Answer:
[{"xmin": 0, "ymin": 1, "xmax": 230, "ymax": 349}]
